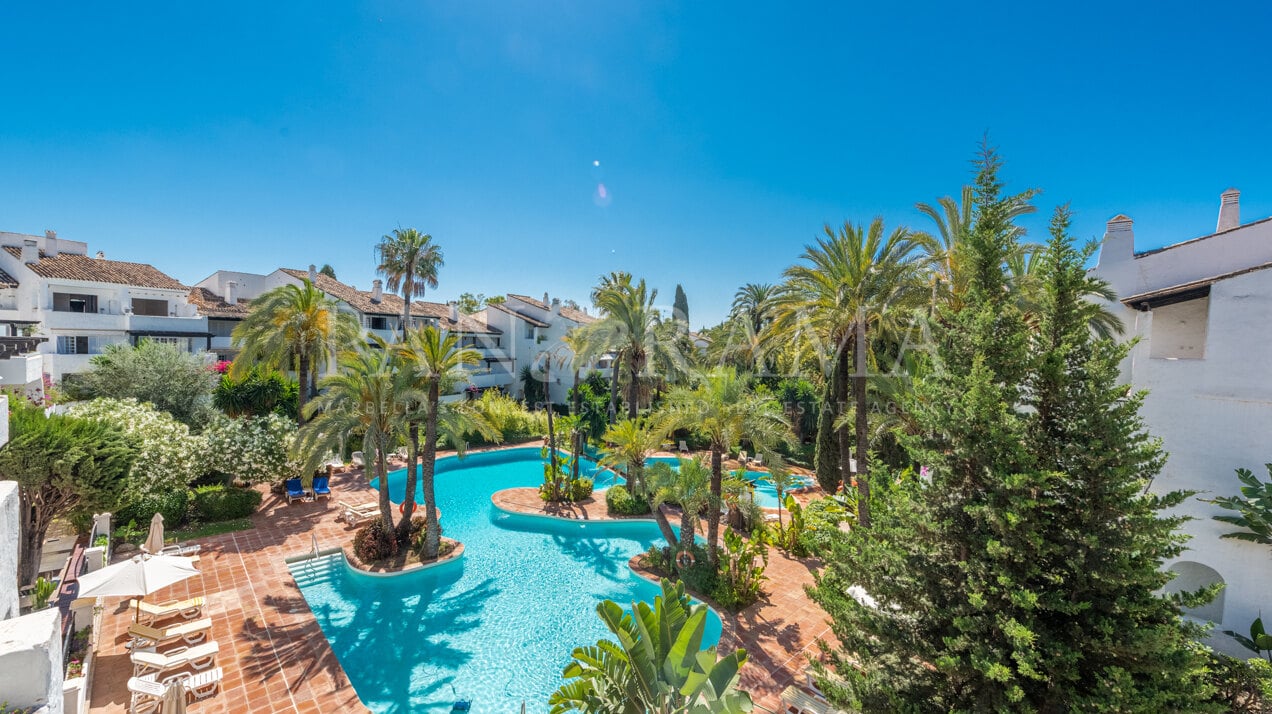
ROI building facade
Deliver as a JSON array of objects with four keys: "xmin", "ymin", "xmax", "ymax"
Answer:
[{"xmin": 1092, "ymin": 189, "xmax": 1272, "ymax": 643}]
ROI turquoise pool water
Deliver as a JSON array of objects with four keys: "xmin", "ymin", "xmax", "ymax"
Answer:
[
  {"xmin": 605, "ymin": 455, "xmax": 814, "ymax": 509},
  {"xmin": 288, "ymin": 447, "xmax": 721, "ymax": 713}
]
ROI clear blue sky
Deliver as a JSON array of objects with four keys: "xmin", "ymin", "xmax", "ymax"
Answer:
[{"xmin": 3, "ymin": 2, "xmax": 1270, "ymax": 327}]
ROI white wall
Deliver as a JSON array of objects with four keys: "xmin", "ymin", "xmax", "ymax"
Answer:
[
  {"xmin": 0, "ymin": 480, "xmax": 18, "ymax": 621},
  {"xmin": 0, "ymin": 607, "xmax": 64, "ymax": 713},
  {"xmin": 1095, "ymin": 212, "xmax": 1272, "ymax": 635}
]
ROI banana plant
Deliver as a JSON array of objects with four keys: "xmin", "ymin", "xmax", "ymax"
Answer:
[
  {"xmin": 550, "ymin": 578, "xmax": 753, "ymax": 713},
  {"xmin": 1224, "ymin": 614, "xmax": 1272, "ymax": 663},
  {"xmin": 1207, "ymin": 465, "xmax": 1272, "ymax": 546}
]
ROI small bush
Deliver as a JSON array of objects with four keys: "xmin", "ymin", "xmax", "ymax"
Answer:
[
  {"xmin": 606, "ymin": 485, "xmax": 651, "ymax": 515},
  {"xmin": 1207, "ymin": 652, "xmax": 1272, "ymax": 712},
  {"xmin": 352, "ymin": 519, "xmax": 398, "ymax": 562},
  {"xmin": 645, "ymin": 544, "xmax": 718, "ymax": 602},
  {"xmin": 192, "ymin": 485, "xmax": 262, "ymax": 522},
  {"xmin": 117, "ymin": 489, "xmax": 191, "ymax": 528},
  {"xmin": 571, "ymin": 478, "xmax": 594, "ymax": 501}
]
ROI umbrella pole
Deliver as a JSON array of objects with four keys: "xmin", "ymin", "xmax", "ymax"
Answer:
[{"xmin": 135, "ymin": 595, "xmax": 142, "ymax": 623}]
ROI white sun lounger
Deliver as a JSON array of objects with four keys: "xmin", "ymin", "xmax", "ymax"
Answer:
[
  {"xmin": 678, "ymin": 440, "xmax": 690, "ymax": 454},
  {"xmin": 131, "ymin": 640, "xmax": 219, "ymax": 677},
  {"xmin": 129, "ymin": 596, "xmax": 205, "ymax": 625},
  {"xmin": 128, "ymin": 617, "xmax": 212, "ymax": 649},
  {"xmin": 338, "ymin": 500, "xmax": 379, "ymax": 525},
  {"xmin": 128, "ymin": 666, "xmax": 223, "ymax": 713}
]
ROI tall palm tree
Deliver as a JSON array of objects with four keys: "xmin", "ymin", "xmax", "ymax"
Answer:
[
  {"xmin": 232, "ymin": 279, "xmax": 361, "ymax": 425},
  {"xmin": 772, "ymin": 218, "xmax": 929, "ymax": 529},
  {"xmin": 376, "ymin": 227, "xmax": 444, "ymax": 338},
  {"xmin": 659, "ymin": 367, "xmax": 791, "ymax": 565},
  {"xmin": 395, "ymin": 326, "xmax": 481, "ymax": 558},
  {"xmin": 296, "ymin": 339, "xmax": 414, "ymax": 532},
  {"xmin": 593, "ymin": 276, "xmax": 690, "ymax": 420},
  {"xmin": 599, "ymin": 418, "xmax": 665, "ymax": 500},
  {"xmin": 553, "ymin": 325, "xmax": 604, "ymax": 481},
  {"xmin": 730, "ymin": 283, "xmax": 778, "ymax": 334},
  {"xmin": 648, "ymin": 458, "xmax": 715, "ymax": 552}
]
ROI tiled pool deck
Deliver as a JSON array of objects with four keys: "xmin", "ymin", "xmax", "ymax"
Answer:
[{"xmin": 88, "ymin": 449, "xmax": 833, "ymax": 713}]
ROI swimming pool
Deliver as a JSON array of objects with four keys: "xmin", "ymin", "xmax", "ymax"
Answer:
[
  {"xmin": 288, "ymin": 447, "xmax": 722, "ymax": 713},
  {"xmin": 606, "ymin": 455, "xmax": 814, "ymax": 509}
]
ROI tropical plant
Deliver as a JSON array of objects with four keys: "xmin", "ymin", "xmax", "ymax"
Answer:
[
  {"xmin": 77, "ymin": 340, "xmax": 216, "ymax": 426},
  {"xmin": 1226, "ymin": 615, "xmax": 1272, "ymax": 663},
  {"xmin": 460, "ymin": 390, "xmax": 546, "ymax": 444},
  {"xmin": 519, "ymin": 365, "xmax": 547, "ymax": 409},
  {"xmin": 376, "ymin": 227, "xmax": 444, "ymax": 338},
  {"xmin": 231, "ymin": 279, "xmax": 360, "ymax": 424},
  {"xmin": 1206, "ymin": 652, "xmax": 1272, "ymax": 712},
  {"xmin": 648, "ymin": 458, "xmax": 716, "ymax": 552},
  {"xmin": 762, "ymin": 465, "xmax": 801, "ymax": 534},
  {"xmin": 715, "ymin": 528, "xmax": 767, "ymax": 609},
  {"xmin": 296, "ymin": 339, "xmax": 416, "ymax": 534},
  {"xmin": 395, "ymin": 326, "xmax": 484, "ymax": 556},
  {"xmin": 599, "ymin": 418, "xmax": 665, "ymax": 499},
  {"xmin": 0, "ymin": 400, "xmax": 134, "ymax": 586},
  {"xmin": 591, "ymin": 274, "xmax": 690, "ymax": 419},
  {"xmin": 31, "ymin": 576, "xmax": 56, "ymax": 610},
  {"xmin": 213, "ymin": 367, "xmax": 299, "ymax": 420},
  {"xmin": 772, "ymin": 217, "xmax": 930, "ymax": 528},
  {"xmin": 659, "ymin": 367, "xmax": 791, "ymax": 565},
  {"xmin": 1208, "ymin": 464, "xmax": 1272, "ymax": 546},
  {"xmin": 605, "ymin": 484, "xmax": 651, "ymax": 516},
  {"xmin": 69, "ymin": 398, "xmax": 209, "ymax": 505},
  {"xmin": 731, "ymin": 283, "xmax": 778, "ymax": 334},
  {"xmin": 549, "ymin": 578, "xmax": 753, "ymax": 714}
]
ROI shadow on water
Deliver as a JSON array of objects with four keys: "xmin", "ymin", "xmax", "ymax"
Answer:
[{"xmin": 549, "ymin": 534, "xmax": 627, "ymax": 579}]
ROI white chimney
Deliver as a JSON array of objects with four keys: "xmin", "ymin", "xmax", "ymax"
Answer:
[
  {"xmin": 20, "ymin": 240, "xmax": 38, "ymax": 264},
  {"xmin": 543, "ymin": 292, "xmax": 549, "ymax": 306},
  {"xmin": 371, "ymin": 279, "xmax": 383, "ymax": 303},
  {"xmin": 1217, "ymin": 188, "xmax": 1241, "ymax": 232},
  {"xmin": 224, "ymin": 280, "xmax": 237, "ymax": 305},
  {"xmin": 95, "ymin": 251, "xmax": 105, "ymax": 259},
  {"xmin": 308, "ymin": 264, "xmax": 317, "ymax": 282},
  {"xmin": 449, "ymin": 301, "xmax": 459, "ymax": 321},
  {"xmin": 44, "ymin": 230, "xmax": 58, "ymax": 256},
  {"xmin": 1096, "ymin": 214, "xmax": 1136, "ymax": 270},
  {"xmin": 551, "ymin": 298, "xmax": 561, "ymax": 317}
]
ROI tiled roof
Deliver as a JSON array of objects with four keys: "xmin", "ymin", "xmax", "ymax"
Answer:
[
  {"xmin": 0, "ymin": 266, "xmax": 17, "ymax": 288},
  {"xmin": 6, "ymin": 247, "xmax": 185, "ymax": 289},
  {"xmin": 506, "ymin": 293, "xmax": 596, "ymax": 324},
  {"xmin": 187, "ymin": 287, "xmax": 251, "ymax": 319},
  {"xmin": 278, "ymin": 269, "xmax": 499, "ymax": 334},
  {"xmin": 486, "ymin": 301, "xmax": 549, "ymax": 328}
]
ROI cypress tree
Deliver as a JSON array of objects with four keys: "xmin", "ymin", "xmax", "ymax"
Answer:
[
  {"xmin": 809, "ymin": 146, "xmax": 1213, "ymax": 712},
  {"xmin": 813, "ymin": 373, "xmax": 842, "ymax": 493},
  {"xmin": 673, "ymin": 283, "xmax": 690, "ymax": 329}
]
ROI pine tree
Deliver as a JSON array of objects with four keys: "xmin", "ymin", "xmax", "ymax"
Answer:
[
  {"xmin": 673, "ymin": 283, "xmax": 690, "ymax": 329},
  {"xmin": 809, "ymin": 146, "xmax": 1213, "ymax": 712}
]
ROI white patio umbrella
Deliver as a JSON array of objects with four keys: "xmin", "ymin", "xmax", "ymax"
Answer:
[
  {"xmin": 162, "ymin": 679, "xmax": 187, "ymax": 714},
  {"xmin": 142, "ymin": 512, "xmax": 165, "ymax": 555},
  {"xmin": 76, "ymin": 553, "xmax": 200, "ymax": 620}
]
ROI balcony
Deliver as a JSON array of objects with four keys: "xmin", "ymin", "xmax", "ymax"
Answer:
[
  {"xmin": 465, "ymin": 370, "xmax": 515, "ymax": 389},
  {"xmin": 126, "ymin": 313, "xmax": 209, "ymax": 335},
  {"xmin": 43, "ymin": 311, "xmax": 127, "ymax": 331}
]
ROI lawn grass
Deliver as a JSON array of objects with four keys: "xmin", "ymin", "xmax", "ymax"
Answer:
[{"xmin": 169, "ymin": 517, "xmax": 255, "ymax": 542}]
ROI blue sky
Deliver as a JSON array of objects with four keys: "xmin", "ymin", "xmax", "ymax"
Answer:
[{"xmin": 2, "ymin": 2, "xmax": 1270, "ymax": 327}]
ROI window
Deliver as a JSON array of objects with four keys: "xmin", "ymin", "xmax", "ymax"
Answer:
[
  {"xmin": 1149, "ymin": 296, "xmax": 1209, "ymax": 359},
  {"xmin": 57, "ymin": 336, "xmax": 88, "ymax": 354},
  {"xmin": 209, "ymin": 319, "xmax": 236, "ymax": 337},
  {"xmin": 132, "ymin": 298, "xmax": 168, "ymax": 316},
  {"xmin": 53, "ymin": 293, "xmax": 98, "ymax": 313},
  {"xmin": 368, "ymin": 316, "xmax": 389, "ymax": 331},
  {"xmin": 524, "ymin": 323, "xmax": 535, "ymax": 339}
]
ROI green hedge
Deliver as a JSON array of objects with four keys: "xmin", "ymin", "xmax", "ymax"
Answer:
[
  {"xmin": 605, "ymin": 485, "xmax": 651, "ymax": 515},
  {"xmin": 192, "ymin": 485, "xmax": 262, "ymax": 522},
  {"xmin": 117, "ymin": 489, "xmax": 191, "ymax": 529}
]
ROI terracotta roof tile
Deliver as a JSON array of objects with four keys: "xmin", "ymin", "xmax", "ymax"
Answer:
[
  {"xmin": 506, "ymin": 293, "xmax": 596, "ymax": 324},
  {"xmin": 187, "ymin": 287, "xmax": 251, "ymax": 319},
  {"xmin": 278, "ymin": 269, "xmax": 499, "ymax": 334},
  {"xmin": 6, "ymin": 247, "xmax": 185, "ymax": 289},
  {"xmin": 0, "ymin": 266, "xmax": 18, "ymax": 288}
]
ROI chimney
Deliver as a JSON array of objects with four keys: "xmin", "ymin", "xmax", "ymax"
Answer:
[
  {"xmin": 1096, "ymin": 214, "xmax": 1135, "ymax": 269},
  {"xmin": 448, "ymin": 301, "xmax": 459, "ymax": 321},
  {"xmin": 20, "ymin": 240, "xmax": 38, "ymax": 264},
  {"xmin": 224, "ymin": 280, "xmax": 237, "ymax": 305},
  {"xmin": 95, "ymin": 251, "xmax": 105, "ymax": 259},
  {"xmin": 551, "ymin": 298, "xmax": 561, "ymax": 317},
  {"xmin": 308, "ymin": 264, "xmax": 317, "ymax": 282},
  {"xmin": 542, "ymin": 292, "xmax": 549, "ymax": 306},
  {"xmin": 370, "ymin": 279, "xmax": 383, "ymax": 303},
  {"xmin": 1217, "ymin": 188, "xmax": 1241, "ymax": 232},
  {"xmin": 44, "ymin": 230, "xmax": 58, "ymax": 256}
]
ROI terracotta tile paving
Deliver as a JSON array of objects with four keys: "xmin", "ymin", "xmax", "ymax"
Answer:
[{"xmin": 89, "ymin": 446, "xmax": 833, "ymax": 714}]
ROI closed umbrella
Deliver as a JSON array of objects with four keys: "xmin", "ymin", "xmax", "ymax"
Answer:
[
  {"xmin": 142, "ymin": 513, "xmax": 165, "ymax": 555},
  {"xmin": 76, "ymin": 553, "xmax": 200, "ymax": 620},
  {"xmin": 162, "ymin": 679, "xmax": 187, "ymax": 714}
]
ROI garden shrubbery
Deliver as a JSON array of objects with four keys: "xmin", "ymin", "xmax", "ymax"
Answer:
[
  {"xmin": 605, "ymin": 485, "xmax": 651, "ymax": 515},
  {"xmin": 457, "ymin": 391, "xmax": 547, "ymax": 446},
  {"xmin": 570, "ymin": 477, "xmax": 594, "ymax": 501},
  {"xmin": 117, "ymin": 489, "xmax": 191, "ymax": 529},
  {"xmin": 192, "ymin": 485, "xmax": 262, "ymax": 521},
  {"xmin": 352, "ymin": 519, "xmax": 398, "ymax": 562}
]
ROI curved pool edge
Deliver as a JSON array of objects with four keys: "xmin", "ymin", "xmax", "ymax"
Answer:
[
  {"xmin": 489, "ymin": 487, "xmax": 659, "ymax": 525},
  {"xmin": 288, "ymin": 541, "xmax": 466, "ymax": 582}
]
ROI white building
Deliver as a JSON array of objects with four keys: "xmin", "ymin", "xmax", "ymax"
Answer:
[
  {"xmin": 478, "ymin": 293, "xmax": 606, "ymax": 404},
  {"xmin": 1092, "ymin": 188, "xmax": 1272, "ymax": 642},
  {"xmin": 0, "ymin": 230, "xmax": 208, "ymax": 389}
]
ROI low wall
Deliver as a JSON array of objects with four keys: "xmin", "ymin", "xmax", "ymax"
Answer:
[{"xmin": 0, "ymin": 607, "xmax": 64, "ymax": 713}]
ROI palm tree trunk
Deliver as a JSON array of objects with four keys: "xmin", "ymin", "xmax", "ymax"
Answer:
[
  {"xmin": 423, "ymin": 384, "xmax": 442, "ymax": 558},
  {"xmin": 853, "ymin": 319, "xmax": 871, "ymax": 530},
  {"xmin": 376, "ymin": 444, "xmax": 393, "ymax": 532},
  {"xmin": 397, "ymin": 420, "xmax": 420, "ymax": 534},
  {"xmin": 570, "ymin": 367, "xmax": 583, "ymax": 482},
  {"xmin": 651, "ymin": 504, "xmax": 678, "ymax": 550},
  {"xmin": 835, "ymin": 343, "xmax": 854, "ymax": 498},
  {"xmin": 706, "ymin": 446, "xmax": 722, "ymax": 566},
  {"xmin": 401, "ymin": 266, "xmax": 415, "ymax": 340},
  {"xmin": 296, "ymin": 352, "xmax": 310, "ymax": 426},
  {"xmin": 545, "ymin": 361, "xmax": 560, "ymax": 500},
  {"xmin": 627, "ymin": 352, "xmax": 640, "ymax": 420},
  {"xmin": 679, "ymin": 510, "xmax": 696, "ymax": 551},
  {"xmin": 607, "ymin": 354, "xmax": 620, "ymax": 423}
]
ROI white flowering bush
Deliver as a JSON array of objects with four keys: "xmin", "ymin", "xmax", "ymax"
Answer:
[
  {"xmin": 68, "ymin": 397, "xmax": 209, "ymax": 503},
  {"xmin": 203, "ymin": 411, "xmax": 300, "ymax": 485}
]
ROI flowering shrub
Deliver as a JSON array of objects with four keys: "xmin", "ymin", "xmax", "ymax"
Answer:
[
  {"xmin": 213, "ymin": 360, "xmax": 231, "ymax": 374},
  {"xmin": 69, "ymin": 398, "xmax": 208, "ymax": 503},
  {"xmin": 352, "ymin": 518, "xmax": 397, "ymax": 562},
  {"xmin": 203, "ymin": 412, "xmax": 300, "ymax": 485}
]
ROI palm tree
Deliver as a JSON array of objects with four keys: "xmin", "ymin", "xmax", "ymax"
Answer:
[
  {"xmin": 648, "ymin": 458, "xmax": 715, "ymax": 552},
  {"xmin": 296, "ymin": 338, "xmax": 414, "ymax": 532},
  {"xmin": 731, "ymin": 282, "xmax": 778, "ymax": 334},
  {"xmin": 555, "ymin": 325, "xmax": 604, "ymax": 480},
  {"xmin": 772, "ymin": 218, "xmax": 929, "ymax": 529},
  {"xmin": 550, "ymin": 578, "xmax": 752, "ymax": 714},
  {"xmin": 599, "ymin": 418, "xmax": 665, "ymax": 500},
  {"xmin": 592, "ymin": 276, "xmax": 690, "ymax": 419},
  {"xmin": 376, "ymin": 227, "xmax": 444, "ymax": 338},
  {"xmin": 659, "ymin": 367, "xmax": 791, "ymax": 565},
  {"xmin": 395, "ymin": 326, "xmax": 481, "ymax": 558},
  {"xmin": 232, "ymin": 279, "xmax": 361, "ymax": 425},
  {"xmin": 762, "ymin": 464, "xmax": 801, "ymax": 533}
]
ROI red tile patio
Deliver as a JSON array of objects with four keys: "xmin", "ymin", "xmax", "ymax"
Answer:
[{"xmin": 88, "ymin": 447, "xmax": 834, "ymax": 713}]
